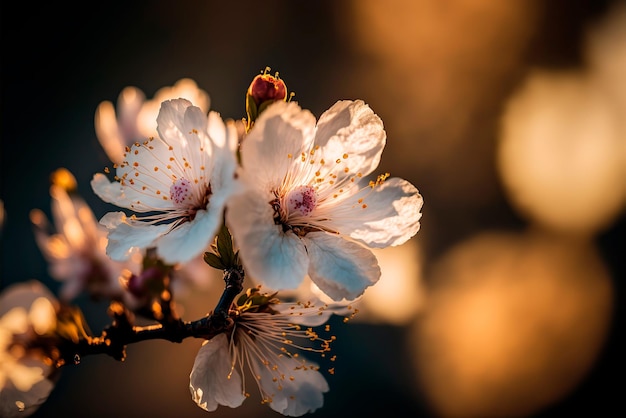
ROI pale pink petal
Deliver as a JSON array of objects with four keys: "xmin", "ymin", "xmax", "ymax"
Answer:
[
  {"xmin": 189, "ymin": 334, "xmax": 246, "ymax": 411},
  {"xmin": 305, "ymin": 233, "xmax": 380, "ymax": 301}
]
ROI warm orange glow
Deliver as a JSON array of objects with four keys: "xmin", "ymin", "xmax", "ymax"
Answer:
[
  {"xmin": 409, "ymin": 230, "xmax": 613, "ymax": 418},
  {"xmin": 29, "ymin": 297, "xmax": 56, "ymax": 336},
  {"xmin": 356, "ymin": 238, "xmax": 425, "ymax": 325},
  {"xmin": 50, "ymin": 168, "xmax": 77, "ymax": 192}
]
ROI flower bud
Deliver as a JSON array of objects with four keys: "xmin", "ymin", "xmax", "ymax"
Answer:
[{"xmin": 245, "ymin": 67, "xmax": 288, "ymax": 131}]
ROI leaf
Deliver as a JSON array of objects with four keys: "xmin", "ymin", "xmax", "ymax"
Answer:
[
  {"xmin": 216, "ymin": 223, "xmax": 235, "ymax": 266},
  {"xmin": 203, "ymin": 251, "xmax": 227, "ymax": 270}
]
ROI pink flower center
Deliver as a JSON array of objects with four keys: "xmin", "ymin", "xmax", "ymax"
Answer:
[
  {"xmin": 286, "ymin": 185, "xmax": 317, "ymax": 217},
  {"xmin": 170, "ymin": 178, "xmax": 193, "ymax": 207}
]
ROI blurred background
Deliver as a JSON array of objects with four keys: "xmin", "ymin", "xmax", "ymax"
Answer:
[{"xmin": 1, "ymin": 0, "xmax": 624, "ymax": 417}]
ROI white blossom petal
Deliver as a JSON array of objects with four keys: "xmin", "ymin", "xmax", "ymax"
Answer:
[
  {"xmin": 240, "ymin": 101, "xmax": 316, "ymax": 187},
  {"xmin": 332, "ymin": 177, "xmax": 423, "ymax": 247},
  {"xmin": 229, "ymin": 98, "xmax": 421, "ymax": 301},
  {"xmin": 227, "ymin": 190, "xmax": 309, "ymax": 290},
  {"xmin": 189, "ymin": 334, "xmax": 246, "ymax": 412},
  {"xmin": 90, "ymin": 173, "xmax": 136, "ymax": 208},
  {"xmin": 92, "ymin": 98, "xmax": 239, "ymax": 264},
  {"xmin": 155, "ymin": 209, "xmax": 216, "ymax": 264},
  {"xmin": 305, "ymin": 233, "xmax": 381, "ymax": 301},
  {"xmin": 315, "ymin": 100, "xmax": 386, "ymax": 179},
  {"xmin": 99, "ymin": 212, "xmax": 171, "ymax": 261},
  {"xmin": 251, "ymin": 353, "xmax": 328, "ymax": 417}
]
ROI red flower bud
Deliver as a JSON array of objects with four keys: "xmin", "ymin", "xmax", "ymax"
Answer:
[
  {"xmin": 245, "ymin": 67, "xmax": 289, "ymax": 132},
  {"xmin": 248, "ymin": 72, "xmax": 287, "ymax": 106}
]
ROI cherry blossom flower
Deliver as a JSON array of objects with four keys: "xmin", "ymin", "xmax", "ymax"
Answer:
[
  {"xmin": 30, "ymin": 168, "xmax": 141, "ymax": 302},
  {"xmin": 95, "ymin": 78, "xmax": 211, "ymax": 164},
  {"xmin": 226, "ymin": 100, "xmax": 423, "ymax": 301},
  {"xmin": 91, "ymin": 98, "xmax": 240, "ymax": 265},
  {"xmin": 189, "ymin": 287, "xmax": 352, "ymax": 416},
  {"xmin": 0, "ymin": 281, "xmax": 59, "ymax": 418}
]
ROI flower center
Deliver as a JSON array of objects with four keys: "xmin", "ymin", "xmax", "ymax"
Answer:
[
  {"xmin": 170, "ymin": 178, "xmax": 193, "ymax": 207},
  {"xmin": 286, "ymin": 185, "xmax": 317, "ymax": 217}
]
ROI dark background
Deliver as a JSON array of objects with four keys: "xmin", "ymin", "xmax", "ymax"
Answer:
[{"xmin": 1, "ymin": 1, "xmax": 624, "ymax": 417}]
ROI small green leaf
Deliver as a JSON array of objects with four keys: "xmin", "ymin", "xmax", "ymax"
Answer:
[
  {"xmin": 203, "ymin": 251, "xmax": 226, "ymax": 270},
  {"xmin": 216, "ymin": 223, "xmax": 235, "ymax": 266}
]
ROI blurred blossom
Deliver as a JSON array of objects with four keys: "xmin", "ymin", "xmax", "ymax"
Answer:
[
  {"xmin": 92, "ymin": 99, "xmax": 240, "ymax": 265},
  {"xmin": 189, "ymin": 287, "xmax": 353, "ymax": 416},
  {"xmin": 95, "ymin": 78, "xmax": 211, "ymax": 164},
  {"xmin": 227, "ymin": 100, "xmax": 423, "ymax": 301},
  {"xmin": 409, "ymin": 230, "xmax": 613, "ymax": 418},
  {"xmin": 497, "ymin": 69, "xmax": 626, "ymax": 236},
  {"xmin": 0, "ymin": 281, "xmax": 59, "ymax": 418},
  {"xmin": 30, "ymin": 168, "xmax": 141, "ymax": 302}
]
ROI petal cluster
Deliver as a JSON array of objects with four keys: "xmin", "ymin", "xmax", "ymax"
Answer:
[
  {"xmin": 227, "ymin": 100, "xmax": 423, "ymax": 300},
  {"xmin": 91, "ymin": 99, "xmax": 240, "ymax": 264},
  {"xmin": 0, "ymin": 281, "xmax": 58, "ymax": 418},
  {"xmin": 95, "ymin": 78, "xmax": 211, "ymax": 164},
  {"xmin": 30, "ymin": 169, "xmax": 141, "ymax": 302},
  {"xmin": 189, "ymin": 289, "xmax": 350, "ymax": 416}
]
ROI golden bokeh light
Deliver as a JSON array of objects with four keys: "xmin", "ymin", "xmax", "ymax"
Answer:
[
  {"xmin": 355, "ymin": 238, "xmax": 425, "ymax": 325},
  {"xmin": 49, "ymin": 168, "xmax": 77, "ymax": 193},
  {"xmin": 408, "ymin": 230, "xmax": 613, "ymax": 418},
  {"xmin": 497, "ymin": 69, "xmax": 626, "ymax": 236}
]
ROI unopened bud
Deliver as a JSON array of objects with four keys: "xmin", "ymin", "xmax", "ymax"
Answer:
[{"xmin": 245, "ymin": 67, "xmax": 288, "ymax": 131}]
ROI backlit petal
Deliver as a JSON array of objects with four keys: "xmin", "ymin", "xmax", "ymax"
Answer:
[
  {"xmin": 240, "ymin": 101, "xmax": 316, "ymax": 187},
  {"xmin": 315, "ymin": 100, "xmax": 386, "ymax": 179},
  {"xmin": 189, "ymin": 334, "xmax": 246, "ymax": 411},
  {"xmin": 227, "ymin": 191, "xmax": 309, "ymax": 290},
  {"xmin": 305, "ymin": 233, "xmax": 380, "ymax": 301},
  {"xmin": 99, "ymin": 212, "xmax": 171, "ymax": 261},
  {"xmin": 155, "ymin": 210, "xmax": 217, "ymax": 264},
  {"xmin": 333, "ymin": 177, "xmax": 423, "ymax": 248}
]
